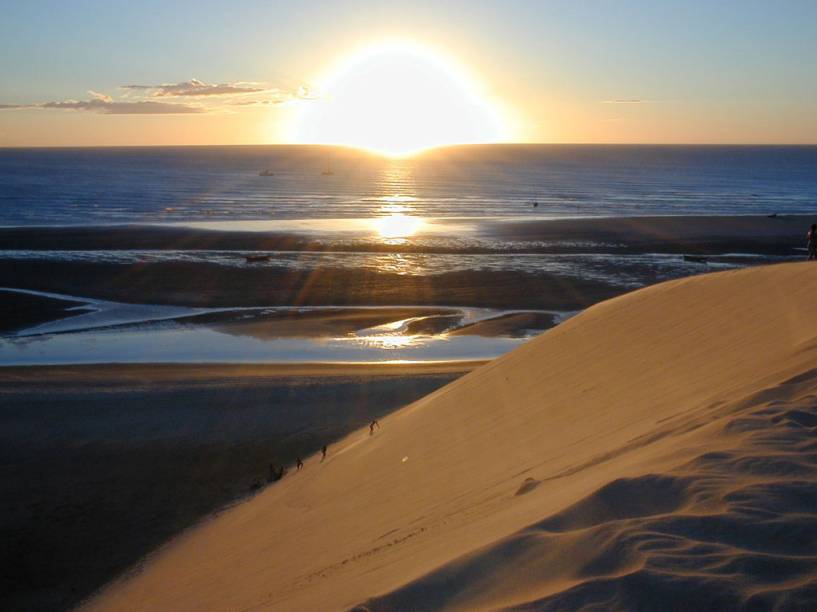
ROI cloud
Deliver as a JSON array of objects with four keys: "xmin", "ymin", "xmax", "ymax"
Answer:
[
  {"xmin": 602, "ymin": 99, "xmax": 652, "ymax": 104},
  {"xmin": 0, "ymin": 98, "xmax": 204, "ymax": 114},
  {"xmin": 121, "ymin": 78, "xmax": 265, "ymax": 97},
  {"xmin": 88, "ymin": 90, "xmax": 113, "ymax": 102},
  {"xmin": 1, "ymin": 78, "xmax": 313, "ymax": 115},
  {"xmin": 231, "ymin": 87, "xmax": 316, "ymax": 106},
  {"xmin": 228, "ymin": 85, "xmax": 318, "ymax": 107},
  {"xmin": 43, "ymin": 99, "xmax": 204, "ymax": 114}
]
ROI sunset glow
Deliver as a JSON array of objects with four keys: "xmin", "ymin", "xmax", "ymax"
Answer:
[{"xmin": 291, "ymin": 41, "xmax": 507, "ymax": 156}]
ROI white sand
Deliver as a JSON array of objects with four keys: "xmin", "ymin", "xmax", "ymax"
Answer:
[{"xmin": 87, "ymin": 262, "xmax": 817, "ymax": 611}]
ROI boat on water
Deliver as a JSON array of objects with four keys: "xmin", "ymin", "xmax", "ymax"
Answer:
[
  {"xmin": 245, "ymin": 254, "xmax": 272, "ymax": 263},
  {"xmin": 258, "ymin": 169, "xmax": 274, "ymax": 176},
  {"xmin": 683, "ymin": 254, "xmax": 709, "ymax": 264},
  {"xmin": 321, "ymin": 157, "xmax": 334, "ymax": 175}
]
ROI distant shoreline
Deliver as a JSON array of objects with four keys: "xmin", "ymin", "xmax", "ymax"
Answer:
[{"xmin": 0, "ymin": 214, "xmax": 810, "ymax": 253}]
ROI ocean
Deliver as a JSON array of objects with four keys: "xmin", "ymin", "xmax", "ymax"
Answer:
[
  {"xmin": 0, "ymin": 144, "xmax": 814, "ymax": 364},
  {"xmin": 1, "ymin": 145, "xmax": 815, "ymax": 226}
]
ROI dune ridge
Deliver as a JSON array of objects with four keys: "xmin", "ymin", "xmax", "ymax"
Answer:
[{"xmin": 88, "ymin": 262, "xmax": 817, "ymax": 611}]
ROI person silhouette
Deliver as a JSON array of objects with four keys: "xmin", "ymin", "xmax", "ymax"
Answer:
[
  {"xmin": 321, "ymin": 445, "xmax": 327, "ymax": 462},
  {"xmin": 369, "ymin": 420, "xmax": 380, "ymax": 435},
  {"xmin": 808, "ymin": 224, "xmax": 817, "ymax": 261},
  {"xmin": 296, "ymin": 457, "xmax": 303, "ymax": 471}
]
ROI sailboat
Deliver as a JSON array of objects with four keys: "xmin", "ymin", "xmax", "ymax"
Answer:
[
  {"xmin": 321, "ymin": 155, "xmax": 334, "ymax": 176},
  {"xmin": 258, "ymin": 157, "xmax": 275, "ymax": 176}
]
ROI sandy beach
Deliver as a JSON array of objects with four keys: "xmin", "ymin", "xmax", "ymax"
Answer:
[
  {"xmin": 83, "ymin": 262, "xmax": 817, "ymax": 611},
  {"xmin": 0, "ymin": 362, "xmax": 480, "ymax": 611},
  {"xmin": 1, "ymin": 213, "xmax": 812, "ymax": 609},
  {"xmin": 3, "ymin": 2, "xmax": 816, "ymax": 608},
  {"xmin": 0, "ymin": 213, "xmax": 813, "ymax": 611}
]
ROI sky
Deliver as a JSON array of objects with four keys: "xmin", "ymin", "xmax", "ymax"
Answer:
[{"xmin": 1, "ymin": 0, "xmax": 816, "ymax": 148}]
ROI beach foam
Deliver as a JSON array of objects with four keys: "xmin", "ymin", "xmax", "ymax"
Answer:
[{"xmin": 87, "ymin": 262, "xmax": 817, "ymax": 611}]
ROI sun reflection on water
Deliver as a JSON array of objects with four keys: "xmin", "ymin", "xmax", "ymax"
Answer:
[
  {"xmin": 374, "ymin": 214, "xmax": 425, "ymax": 240},
  {"xmin": 354, "ymin": 334, "xmax": 425, "ymax": 349}
]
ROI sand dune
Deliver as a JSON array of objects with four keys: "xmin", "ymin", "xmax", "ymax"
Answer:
[{"xmin": 87, "ymin": 262, "xmax": 817, "ymax": 611}]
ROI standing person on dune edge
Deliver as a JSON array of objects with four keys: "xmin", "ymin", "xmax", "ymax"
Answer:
[{"xmin": 808, "ymin": 224, "xmax": 817, "ymax": 261}]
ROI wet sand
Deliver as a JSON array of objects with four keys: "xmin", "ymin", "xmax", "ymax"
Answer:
[
  {"xmin": 483, "ymin": 213, "xmax": 812, "ymax": 253},
  {"xmin": 0, "ymin": 214, "xmax": 810, "ymax": 254},
  {"xmin": 0, "ymin": 362, "xmax": 479, "ymax": 611},
  {"xmin": 0, "ymin": 290, "xmax": 90, "ymax": 334},
  {"xmin": 0, "ymin": 260, "xmax": 626, "ymax": 311},
  {"xmin": 448, "ymin": 312, "xmax": 558, "ymax": 337},
  {"xmin": 0, "ymin": 215, "xmax": 807, "ymax": 322},
  {"xmin": 183, "ymin": 307, "xmax": 457, "ymax": 339}
]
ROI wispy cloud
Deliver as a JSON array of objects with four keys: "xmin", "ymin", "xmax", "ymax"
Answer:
[
  {"xmin": 1, "ymin": 77, "xmax": 313, "ymax": 115},
  {"xmin": 601, "ymin": 99, "xmax": 653, "ymax": 104},
  {"xmin": 0, "ymin": 96, "xmax": 204, "ymax": 114},
  {"xmin": 229, "ymin": 85, "xmax": 317, "ymax": 106},
  {"xmin": 42, "ymin": 99, "xmax": 204, "ymax": 114},
  {"xmin": 88, "ymin": 90, "xmax": 113, "ymax": 102},
  {"xmin": 121, "ymin": 78, "xmax": 265, "ymax": 97}
]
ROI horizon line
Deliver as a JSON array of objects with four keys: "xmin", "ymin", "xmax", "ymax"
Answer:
[{"xmin": 2, "ymin": 142, "xmax": 817, "ymax": 152}]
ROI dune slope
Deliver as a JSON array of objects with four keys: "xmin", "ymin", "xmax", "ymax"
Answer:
[{"xmin": 88, "ymin": 263, "xmax": 817, "ymax": 611}]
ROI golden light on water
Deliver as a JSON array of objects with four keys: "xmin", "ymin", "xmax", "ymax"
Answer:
[
  {"xmin": 374, "ymin": 214, "xmax": 424, "ymax": 239},
  {"xmin": 356, "ymin": 334, "xmax": 422, "ymax": 349},
  {"xmin": 291, "ymin": 40, "xmax": 508, "ymax": 157}
]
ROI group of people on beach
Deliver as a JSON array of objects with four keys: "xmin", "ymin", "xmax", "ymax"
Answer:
[
  {"xmin": 267, "ymin": 444, "xmax": 327, "ymax": 483},
  {"xmin": 263, "ymin": 420, "xmax": 381, "ymax": 486}
]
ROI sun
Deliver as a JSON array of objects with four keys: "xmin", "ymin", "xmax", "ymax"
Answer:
[{"xmin": 291, "ymin": 41, "xmax": 508, "ymax": 156}]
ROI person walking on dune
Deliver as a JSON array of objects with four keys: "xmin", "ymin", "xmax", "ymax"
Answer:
[
  {"xmin": 808, "ymin": 224, "xmax": 817, "ymax": 260},
  {"xmin": 321, "ymin": 445, "xmax": 327, "ymax": 462},
  {"xmin": 296, "ymin": 457, "xmax": 303, "ymax": 471},
  {"xmin": 369, "ymin": 420, "xmax": 380, "ymax": 435}
]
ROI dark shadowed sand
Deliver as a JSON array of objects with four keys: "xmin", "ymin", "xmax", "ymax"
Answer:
[
  {"xmin": 0, "ymin": 362, "xmax": 479, "ymax": 611},
  {"xmin": 0, "ymin": 260, "xmax": 626, "ymax": 311}
]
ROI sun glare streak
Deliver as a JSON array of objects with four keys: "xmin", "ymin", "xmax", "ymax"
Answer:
[{"xmin": 291, "ymin": 40, "xmax": 508, "ymax": 156}]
